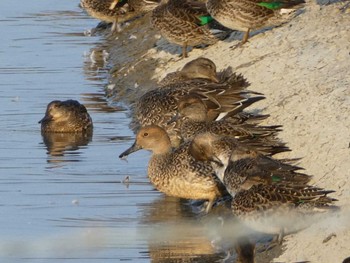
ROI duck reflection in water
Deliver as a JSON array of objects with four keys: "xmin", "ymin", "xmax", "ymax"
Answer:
[
  {"xmin": 139, "ymin": 195, "xmax": 257, "ymax": 263},
  {"xmin": 39, "ymin": 100, "xmax": 93, "ymax": 161}
]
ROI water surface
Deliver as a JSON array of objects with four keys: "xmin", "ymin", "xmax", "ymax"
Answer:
[{"xmin": 0, "ymin": 1, "xmax": 234, "ymax": 262}]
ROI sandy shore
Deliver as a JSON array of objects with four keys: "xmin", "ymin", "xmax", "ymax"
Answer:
[{"xmin": 106, "ymin": 2, "xmax": 350, "ymax": 262}]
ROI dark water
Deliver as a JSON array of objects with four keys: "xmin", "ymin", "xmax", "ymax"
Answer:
[{"xmin": 0, "ymin": 1, "xmax": 236, "ymax": 262}]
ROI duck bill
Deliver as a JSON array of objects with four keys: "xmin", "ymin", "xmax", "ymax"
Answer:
[
  {"xmin": 119, "ymin": 142, "xmax": 142, "ymax": 159},
  {"xmin": 211, "ymin": 74, "xmax": 220, "ymax": 83},
  {"xmin": 38, "ymin": 115, "xmax": 52, "ymax": 124}
]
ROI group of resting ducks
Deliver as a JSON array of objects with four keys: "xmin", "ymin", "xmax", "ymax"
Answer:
[
  {"xmin": 38, "ymin": 0, "xmax": 339, "ymax": 260},
  {"xmin": 80, "ymin": 0, "xmax": 305, "ymax": 57},
  {"xmin": 39, "ymin": 56, "xmax": 337, "ymax": 259}
]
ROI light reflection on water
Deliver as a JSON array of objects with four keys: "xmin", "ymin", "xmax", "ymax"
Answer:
[{"xmin": 0, "ymin": 1, "xmax": 239, "ymax": 262}]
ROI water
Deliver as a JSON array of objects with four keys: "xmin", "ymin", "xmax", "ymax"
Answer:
[{"xmin": 0, "ymin": 1, "xmax": 232, "ymax": 262}]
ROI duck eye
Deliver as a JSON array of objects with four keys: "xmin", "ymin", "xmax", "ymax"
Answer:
[{"xmin": 143, "ymin": 132, "xmax": 149, "ymax": 137}]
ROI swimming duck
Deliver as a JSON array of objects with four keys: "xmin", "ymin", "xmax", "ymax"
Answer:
[
  {"xmin": 39, "ymin": 100, "xmax": 93, "ymax": 133},
  {"xmin": 206, "ymin": 0, "xmax": 305, "ymax": 45},
  {"xmin": 151, "ymin": 0, "xmax": 229, "ymax": 57},
  {"xmin": 119, "ymin": 125, "xmax": 228, "ymax": 212}
]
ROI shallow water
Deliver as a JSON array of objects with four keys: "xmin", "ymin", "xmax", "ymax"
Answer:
[{"xmin": 0, "ymin": 1, "xmax": 237, "ymax": 262}]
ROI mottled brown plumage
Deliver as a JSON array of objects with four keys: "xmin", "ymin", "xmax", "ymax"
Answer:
[
  {"xmin": 206, "ymin": 0, "xmax": 305, "ymax": 44},
  {"xmin": 158, "ymin": 57, "xmax": 219, "ymax": 87},
  {"xmin": 190, "ymin": 132, "xmax": 337, "ymax": 242},
  {"xmin": 132, "ymin": 66, "xmax": 254, "ymax": 146},
  {"xmin": 81, "ymin": 0, "xmax": 136, "ymax": 32},
  {"xmin": 173, "ymin": 94, "xmax": 282, "ymax": 144},
  {"xmin": 39, "ymin": 100, "xmax": 93, "ymax": 133},
  {"xmin": 189, "ymin": 132, "xmax": 307, "ymax": 193},
  {"xmin": 231, "ymin": 184, "xmax": 336, "ymax": 237},
  {"xmin": 151, "ymin": 0, "xmax": 228, "ymax": 57},
  {"xmin": 119, "ymin": 125, "xmax": 227, "ymax": 212},
  {"xmin": 128, "ymin": 0, "xmax": 160, "ymax": 13}
]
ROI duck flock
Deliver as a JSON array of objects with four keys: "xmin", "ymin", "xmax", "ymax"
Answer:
[{"xmin": 39, "ymin": 0, "xmax": 340, "ymax": 261}]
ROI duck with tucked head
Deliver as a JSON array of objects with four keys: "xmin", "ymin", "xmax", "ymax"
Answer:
[
  {"xmin": 119, "ymin": 125, "xmax": 228, "ymax": 212},
  {"xmin": 158, "ymin": 57, "xmax": 220, "ymax": 87},
  {"xmin": 189, "ymin": 132, "xmax": 309, "ymax": 190},
  {"xmin": 171, "ymin": 94, "xmax": 284, "ymax": 146},
  {"xmin": 132, "ymin": 57, "xmax": 260, "ymax": 147},
  {"xmin": 81, "ymin": 0, "xmax": 139, "ymax": 32},
  {"xmin": 39, "ymin": 100, "xmax": 93, "ymax": 133},
  {"xmin": 190, "ymin": 132, "xmax": 337, "ymax": 245}
]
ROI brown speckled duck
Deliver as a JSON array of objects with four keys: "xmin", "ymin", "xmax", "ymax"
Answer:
[
  {"xmin": 190, "ymin": 132, "xmax": 337, "ymax": 243},
  {"xmin": 151, "ymin": 0, "xmax": 229, "ymax": 57},
  {"xmin": 231, "ymin": 184, "xmax": 337, "ymax": 244},
  {"xmin": 189, "ymin": 132, "xmax": 310, "ymax": 191},
  {"xmin": 132, "ymin": 58, "xmax": 261, "ymax": 146},
  {"xmin": 80, "ymin": 0, "xmax": 135, "ymax": 32},
  {"xmin": 206, "ymin": 0, "xmax": 305, "ymax": 45},
  {"xmin": 172, "ymin": 94, "xmax": 284, "ymax": 145},
  {"xmin": 39, "ymin": 100, "xmax": 93, "ymax": 133},
  {"xmin": 119, "ymin": 125, "xmax": 228, "ymax": 212},
  {"xmin": 158, "ymin": 57, "xmax": 220, "ymax": 87}
]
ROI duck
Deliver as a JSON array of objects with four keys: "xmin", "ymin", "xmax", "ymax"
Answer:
[
  {"xmin": 189, "ymin": 132, "xmax": 311, "ymax": 192},
  {"xmin": 132, "ymin": 59, "xmax": 261, "ymax": 146},
  {"xmin": 231, "ymin": 184, "xmax": 337, "ymax": 244},
  {"xmin": 39, "ymin": 100, "xmax": 93, "ymax": 133},
  {"xmin": 189, "ymin": 132, "xmax": 337, "ymax": 243},
  {"xmin": 158, "ymin": 57, "xmax": 220, "ymax": 87},
  {"xmin": 119, "ymin": 125, "xmax": 228, "ymax": 212},
  {"xmin": 171, "ymin": 94, "xmax": 285, "ymax": 145},
  {"xmin": 151, "ymin": 0, "xmax": 229, "ymax": 57},
  {"xmin": 206, "ymin": 0, "xmax": 305, "ymax": 45},
  {"xmin": 80, "ymin": 0, "xmax": 136, "ymax": 32}
]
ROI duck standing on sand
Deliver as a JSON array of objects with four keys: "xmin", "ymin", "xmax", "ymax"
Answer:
[
  {"xmin": 39, "ymin": 100, "xmax": 93, "ymax": 133},
  {"xmin": 206, "ymin": 0, "xmax": 305, "ymax": 45},
  {"xmin": 151, "ymin": 0, "xmax": 230, "ymax": 57}
]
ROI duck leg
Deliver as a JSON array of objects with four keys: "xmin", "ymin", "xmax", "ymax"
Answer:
[
  {"xmin": 205, "ymin": 198, "xmax": 214, "ymax": 213},
  {"xmin": 109, "ymin": 0, "xmax": 119, "ymax": 10},
  {"xmin": 111, "ymin": 17, "xmax": 122, "ymax": 33},
  {"xmin": 241, "ymin": 28, "xmax": 251, "ymax": 44},
  {"xmin": 277, "ymin": 227, "xmax": 285, "ymax": 245},
  {"xmin": 230, "ymin": 28, "xmax": 251, "ymax": 49},
  {"xmin": 260, "ymin": 228, "xmax": 285, "ymax": 251},
  {"xmin": 182, "ymin": 43, "xmax": 188, "ymax": 58}
]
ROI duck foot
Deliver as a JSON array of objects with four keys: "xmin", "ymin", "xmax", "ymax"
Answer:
[
  {"xmin": 257, "ymin": 233, "xmax": 284, "ymax": 253},
  {"xmin": 230, "ymin": 29, "xmax": 250, "ymax": 49}
]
